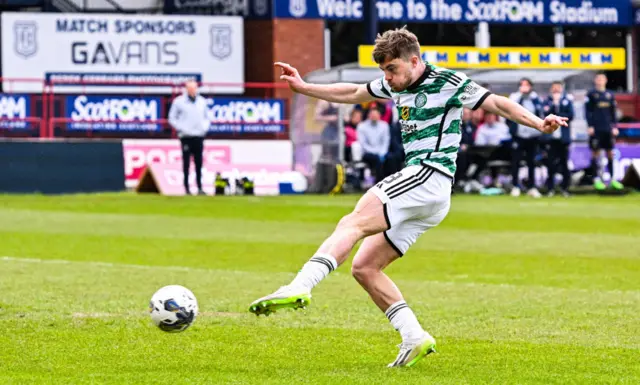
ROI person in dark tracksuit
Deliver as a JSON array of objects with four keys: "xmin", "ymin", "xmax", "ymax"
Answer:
[
  {"xmin": 168, "ymin": 80, "xmax": 210, "ymax": 195},
  {"xmin": 542, "ymin": 81, "xmax": 574, "ymax": 197},
  {"xmin": 507, "ymin": 78, "xmax": 545, "ymax": 198},
  {"xmin": 585, "ymin": 73, "xmax": 624, "ymax": 190},
  {"xmin": 455, "ymin": 108, "xmax": 477, "ymax": 190},
  {"xmin": 384, "ymin": 121, "xmax": 405, "ymax": 178}
]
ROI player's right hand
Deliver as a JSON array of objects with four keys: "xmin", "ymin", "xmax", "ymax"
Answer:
[
  {"xmin": 540, "ymin": 114, "xmax": 568, "ymax": 134},
  {"xmin": 588, "ymin": 127, "xmax": 594, "ymax": 136},
  {"xmin": 274, "ymin": 62, "xmax": 305, "ymax": 92}
]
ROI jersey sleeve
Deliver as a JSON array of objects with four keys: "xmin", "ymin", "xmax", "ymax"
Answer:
[
  {"xmin": 457, "ymin": 78, "xmax": 491, "ymax": 110},
  {"xmin": 366, "ymin": 77, "xmax": 392, "ymax": 100}
]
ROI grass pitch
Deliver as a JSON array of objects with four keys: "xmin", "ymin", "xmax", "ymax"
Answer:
[{"xmin": 0, "ymin": 193, "xmax": 639, "ymax": 384}]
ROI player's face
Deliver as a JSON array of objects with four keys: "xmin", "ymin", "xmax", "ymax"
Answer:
[
  {"xmin": 594, "ymin": 74, "xmax": 607, "ymax": 90},
  {"xmin": 519, "ymin": 80, "xmax": 532, "ymax": 94},
  {"xmin": 185, "ymin": 81, "xmax": 198, "ymax": 97},
  {"xmin": 379, "ymin": 56, "xmax": 415, "ymax": 92},
  {"xmin": 550, "ymin": 83, "xmax": 563, "ymax": 95},
  {"xmin": 351, "ymin": 110, "xmax": 362, "ymax": 125},
  {"xmin": 368, "ymin": 108, "xmax": 381, "ymax": 121}
]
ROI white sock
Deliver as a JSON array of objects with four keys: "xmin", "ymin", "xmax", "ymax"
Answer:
[
  {"xmin": 385, "ymin": 300, "xmax": 424, "ymax": 341},
  {"xmin": 289, "ymin": 253, "xmax": 338, "ymax": 291}
]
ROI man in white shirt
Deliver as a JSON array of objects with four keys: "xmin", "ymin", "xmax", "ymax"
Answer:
[
  {"xmin": 469, "ymin": 111, "xmax": 511, "ymax": 187},
  {"xmin": 475, "ymin": 111, "xmax": 511, "ymax": 146},
  {"xmin": 168, "ymin": 81, "xmax": 210, "ymax": 195},
  {"xmin": 357, "ymin": 105, "xmax": 391, "ymax": 183}
]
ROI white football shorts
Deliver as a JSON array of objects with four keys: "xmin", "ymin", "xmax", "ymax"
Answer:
[{"xmin": 370, "ymin": 165, "xmax": 452, "ymax": 256}]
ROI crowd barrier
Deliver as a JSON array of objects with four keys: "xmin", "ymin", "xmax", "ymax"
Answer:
[{"xmin": 0, "ymin": 78, "xmax": 290, "ymax": 139}]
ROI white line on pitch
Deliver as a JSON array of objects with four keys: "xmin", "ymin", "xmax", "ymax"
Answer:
[{"xmin": 0, "ymin": 256, "xmax": 294, "ymax": 278}]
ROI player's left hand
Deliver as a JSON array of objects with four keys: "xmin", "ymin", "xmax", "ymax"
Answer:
[
  {"xmin": 540, "ymin": 114, "xmax": 568, "ymax": 134},
  {"xmin": 612, "ymin": 127, "xmax": 619, "ymax": 137}
]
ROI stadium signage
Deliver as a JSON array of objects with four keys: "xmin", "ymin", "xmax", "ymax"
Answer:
[
  {"xmin": 0, "ymin": 94, "xmax": 32, "ymax": 129},
  {"xmin": 358, "ymin": 46, "xmax": 626, "ymax": 70},
  {"xmin": 1, "ymin": 13, "xmax": 244, "ymax": 94},
  {"xmin": 122, "ymin": 139, "xmax": 293, "ymax": 188},
  {"xmin": 205, "ymin": 98, "xmax": 286, "ymax": 134},
  {"xmin": 64, "ymin": 95, "xmax": 162, "ymax": 132},
  {"xmin": 571, "ymin": 144, "xmax": 640, "ymax": 183},
  {"xmin": 274, "ymin": 0, "xmax": 632, "ymax": 26},
  {"xmin": 164, "ymin": 0, "xmax": 271, "ymax": 19}
]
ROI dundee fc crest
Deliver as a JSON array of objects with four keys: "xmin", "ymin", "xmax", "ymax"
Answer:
[
  {"xmin": 289, "ymin": 0, "xmax": 307, "ymax": 17},
  {"xmin": 210, "ymin": 25, "xmax": 232, "ymax": 60},
  {"xmin": 13, "ymin": 22, "xmax": 37, "ymax": 59}
]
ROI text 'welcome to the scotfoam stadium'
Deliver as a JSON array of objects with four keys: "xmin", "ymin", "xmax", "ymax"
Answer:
[{"xmin": 279, "ymin": 0, "xmax": 625, "ymax": 25}]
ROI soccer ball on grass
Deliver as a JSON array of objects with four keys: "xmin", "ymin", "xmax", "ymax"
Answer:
[{"xmin": 149, "ymin": 285, "xmax": 198, "ymax": 332}]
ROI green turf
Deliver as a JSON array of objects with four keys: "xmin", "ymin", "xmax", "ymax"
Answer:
[{"xmin": 0, "ymin": 193, "xmax": 639, "ymax": 384}]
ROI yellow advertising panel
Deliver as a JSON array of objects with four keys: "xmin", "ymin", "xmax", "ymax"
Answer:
[{"xmin": 358, "ymin": 45, "xmax": 626, "ymax": 70}]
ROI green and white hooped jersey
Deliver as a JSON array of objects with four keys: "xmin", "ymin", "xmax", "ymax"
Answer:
[{"xmin": 367, "ymin": 63, "xmax": 491, "ymax": 177}]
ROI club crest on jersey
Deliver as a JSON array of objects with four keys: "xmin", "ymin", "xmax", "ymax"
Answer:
[
  {"xmin": 400, "ymin": 106, "xmax": 410, "ymax": 121},
  {"xmin": 415, "ymin": 92, "xmax": 427, "ymax": 108}
]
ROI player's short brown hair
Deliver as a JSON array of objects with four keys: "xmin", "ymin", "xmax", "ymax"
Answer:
[{"xmin": 372, "ymin": 26, "xmax": 421, "ymax": 64}]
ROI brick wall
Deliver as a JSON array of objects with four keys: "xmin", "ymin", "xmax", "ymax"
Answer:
[
  {"xmin": 244, "ymin": 20, "xmax": 275, "ymax": 98},
  {"xmin": 271, "ymin": 19, "xmax": 325, "ymax": 100},
  {"xmin": 244, "ymin": 19, "xmax": 325, "ymax": 134}
]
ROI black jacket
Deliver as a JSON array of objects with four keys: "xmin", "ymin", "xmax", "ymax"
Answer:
[
  {"xmin": 585, "ymin": 89, "xmax": 617, "ymax": 133},
  {"xmin": 542, "ymin": 94, "xmax": 574, "ymax": 144}
]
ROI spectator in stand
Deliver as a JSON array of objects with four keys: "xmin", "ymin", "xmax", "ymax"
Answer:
[
  {"xmin": 542, "ymin": 81, "xmax": 574, "ymax": 197},
  {"xmin": 380, "ymin": 100, "xmax": 403, "ymax": 176},
  {"xmin": 344, "ymin": 108, "xmax": 362, "ymax": 162},
  {"xmin": 455, "ymin": 108, "xmax": 477, "ymax": 189},
  {"xmin": 168, "ymin": 80, "xmax": 209, "ymax": 196},
  {"xmin": 585, "ymin": 72, "xmax": 624, "ymax": 190},
  {"xmin": 378, "ymin": 99, "xmax": 394, "ymax": 125},
  {"xmin": 357, "ymin": 103, "xmax": 390, "ymax": 183},
  {"xmin": 475, "ymin": 111, "xmax": 511, "ymax": 147},
  {"xmin": 315, "ymin": 99, "xmax": 340, "ymax": 161},
  {"xmin": 469, "ymin": 111, "xmax": 512, "ymax": 189},
  {"xmin": 507, "ymin": 78, "xmax": 545, "ymax": 198},
  {"xmin": 384, "ymin": 120, "xmax": 404, "ymax": 177}
]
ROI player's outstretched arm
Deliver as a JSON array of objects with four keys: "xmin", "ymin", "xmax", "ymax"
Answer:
[
  {"xmin": 479, "ymin": 94, "xmax": 567, "ymax": 134},
  {"xmin": 275, "ymin": 62, "xmax": 376, "ymax": 104}
]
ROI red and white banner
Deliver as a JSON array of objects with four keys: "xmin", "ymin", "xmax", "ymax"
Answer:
[{"xmin": 123, "ymin": 139, "xmax": 293, "ymax": 189}]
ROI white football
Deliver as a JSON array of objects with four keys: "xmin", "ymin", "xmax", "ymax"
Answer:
[{"xmin": 149, "ymin": 285, "xmax": 198, "ymax": 332}]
